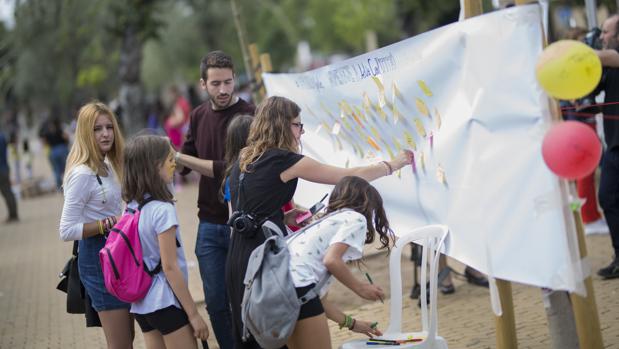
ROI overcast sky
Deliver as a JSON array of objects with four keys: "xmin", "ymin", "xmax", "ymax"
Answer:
[{"xmin": 0, "ymin": 0, "xmax": 15, "ymax": 29}]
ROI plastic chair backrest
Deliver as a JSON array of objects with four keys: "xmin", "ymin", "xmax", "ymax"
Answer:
[{"xmin": 384, "ymin": 225, "xmax": 449, "ymax": 340}]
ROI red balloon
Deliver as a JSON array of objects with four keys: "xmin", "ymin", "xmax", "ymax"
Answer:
[{"xmin": 542, "ymin": 121, "xmax": 602, "ymax": 179}]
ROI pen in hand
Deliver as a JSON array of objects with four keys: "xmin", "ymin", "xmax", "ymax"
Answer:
[{"xmin": 365, "ymin": 272, "xmax": 384, "ymax": 304}]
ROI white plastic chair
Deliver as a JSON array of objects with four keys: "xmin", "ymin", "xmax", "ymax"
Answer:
[{"xmin": 340, "ymin": 225, "xmax": 449, "ymax": 349}]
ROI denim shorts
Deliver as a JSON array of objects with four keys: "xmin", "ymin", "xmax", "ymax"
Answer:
[{"xmin": 78, "ymin": 235, "xmax": 131, "ymax": 312}]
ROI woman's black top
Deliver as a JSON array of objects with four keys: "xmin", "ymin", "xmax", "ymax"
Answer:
[
  {"xmin": 225, "ymin": 148, "xmax": 303, "ymax": 348},
  {"xmin": 229, "ymin": 148, "xmax": 303, "ymax": 233}
]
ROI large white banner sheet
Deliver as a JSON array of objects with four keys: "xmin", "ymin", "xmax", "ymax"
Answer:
[{"xmin": 263, "ymin": 5, "xmax": 583, "ymax": 293}]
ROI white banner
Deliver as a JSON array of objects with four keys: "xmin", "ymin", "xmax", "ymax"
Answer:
[{"xmin": 264, "ymin": 5, "xmax": 583, "ymax": 293}]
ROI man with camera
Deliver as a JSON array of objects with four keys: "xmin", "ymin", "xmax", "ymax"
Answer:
[{"xmin": 593, "ymin": 14, "xmax": 619, "ymax": 280}]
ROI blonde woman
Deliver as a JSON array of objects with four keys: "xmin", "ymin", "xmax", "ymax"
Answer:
[
  {"xmin": 225, "ymin": 96, "xmax": 413, "ymax": 348},
  {"xmin": 59, "ymin": 102, "xmax": 134, "ymax": 348}
]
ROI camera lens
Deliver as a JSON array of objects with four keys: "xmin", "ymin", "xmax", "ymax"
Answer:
[{"xmin": 234, "ymin": 219, "xmax": 246, "ymax": 231}]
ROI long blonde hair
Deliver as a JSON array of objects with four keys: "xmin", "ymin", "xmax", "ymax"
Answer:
[
  {"xmin": 64, "ymin": 101, "xmax": 124, "ymax": 183},
  {"xmin": 238, "ymin": 96, "xmax": 300, "ymax": 172}
]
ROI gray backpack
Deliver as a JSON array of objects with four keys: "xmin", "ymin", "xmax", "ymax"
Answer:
[{"xmin": 241, "ymin": 220, "xmax": 330, "ymax": 349}]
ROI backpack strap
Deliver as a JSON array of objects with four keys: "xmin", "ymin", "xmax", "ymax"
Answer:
[
  {"xmin": 261, "ymin": 220, "xmax": 284, "ymax": 239},
  {"xmin": 133, "ymin": 197, "xmax": 181, "ymax": 277},
  {"xmin": 298, "ymin": 273, "xmax": 331, "ymax": 304},
  {"xmin": 138, "ymin": 196, "xmax": 156, "ymax": 211},
  {"xmin": 292, "ymin": 209, "xmax": 356, "ymax": 304}
]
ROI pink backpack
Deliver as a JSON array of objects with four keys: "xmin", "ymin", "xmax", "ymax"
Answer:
[{"xmin": 99, "ymin": 197, "xmax": 159, "ymax": 303}]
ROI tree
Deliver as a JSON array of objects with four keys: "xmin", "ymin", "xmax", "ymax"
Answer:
[
  {"xmin": 107, "ymin": 0, "xmax": 165, "ymax": 135},
  {"xmin": 8, "ymin": 0, "xmax": 120, "ymax": 122}
]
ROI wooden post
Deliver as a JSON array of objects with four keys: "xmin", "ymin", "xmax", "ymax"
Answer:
[
  {"xmin": 569, "ymin": 209, "xmax": 604, "ymax": 349},
  {"xmin": 515, "ymin": 0, "xmax": 605, "ymax": 346},
  {"xmin": 229, "ymin": 0, "xmax": 254, "ymax": 91},
  {"xmin": 259, "ymin": 53, "xmax": 272, "ymax": 98},
  {"xmin": 463, "ymin": 0, "xmax": 483, "ymax": 19},
  {"xmin": 462, "ymin": 1, "xmax": 518, "ymax": 348},
  {"xmin": 494, "ymin": 280, "xmax": 517, "ymax": 349},
  {"xmin": 248, "ymin": 43, "xmax": 264, "ymax": 103}
]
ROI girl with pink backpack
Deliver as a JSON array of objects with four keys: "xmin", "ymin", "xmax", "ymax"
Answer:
[{"xmin": 122, "ymin": 134, "xmax": 209, "ymax": 348}]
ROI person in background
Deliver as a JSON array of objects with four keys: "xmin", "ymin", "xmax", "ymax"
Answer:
[
  {"xmin": 593, "ymin": 14, "xmax": 619, "ymax": 279},
  {"xmin": 0, "ymin": 130, "xmax": 18, "ymax": 223},
  {"xmin": 164, "ymin": 85, "xmax": 191, "ymax": 151},
  {"xmin": 176, "ymin": 50, "xmax": 255, "ymax": 349},
  {"xmin": 39, "ymin": 115, "xmax": 69, "ymax": 190}
]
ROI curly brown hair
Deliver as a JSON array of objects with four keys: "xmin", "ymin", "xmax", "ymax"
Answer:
[
  {"xmin": 326, "ymin": 176, "xmax": 394, "ymax": 251},
  {"xmin": 238, "ymin": 96, "xmax": 301, "ymax": 172}
]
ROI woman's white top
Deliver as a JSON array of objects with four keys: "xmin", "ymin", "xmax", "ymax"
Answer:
[
  {"xmin": 59, "ymin": 164, "xmax": 123, "ymax": 241},
  {"xmin": 129, "ymin": 199, "xmax": 188, "ymax": 314},
  {"xmin": 287, "ymin": 210, "xmax": 367, "ymax": 296}
]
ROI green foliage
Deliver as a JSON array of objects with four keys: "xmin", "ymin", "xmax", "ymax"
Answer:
[
  {"xmin": 11, "ymin": 0, "xmax": 599, "ymax": 120},
  {"xmin": 304, "ymin": 0, "xmax": 401, "ymax": 54},
  {"xmin": 10, "ymin": 0, "xmax": 118, "ymax": 117},
  {"xmin": 141, "ymin": 1, "xmax": 208, "ymax": 92},
  {"xmin": 106, "ymin": 0, "xmax": 165, "ymax": 42},
  {"xmin": 77, "ymin": 65, "xmax": 107, "ymax": 88}
]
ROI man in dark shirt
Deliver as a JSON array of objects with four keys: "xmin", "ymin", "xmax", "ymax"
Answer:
[
  {"xmin": 595, "ymin": 14, "xmax": 619, "ymax": 279},
  {"xmin": 177, "ymin": 51, "xmax": 255, "ymax": 348},
  {"xmin": 0, "ymin": 131, "xmax": 18, "ymax": 223}
]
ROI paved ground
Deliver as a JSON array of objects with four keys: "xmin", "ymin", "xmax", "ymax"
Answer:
[{"xmin": 1, "ymin": 155, "xmax": 618, "ymax": 348}]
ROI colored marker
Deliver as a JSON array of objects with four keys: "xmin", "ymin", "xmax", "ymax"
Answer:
[{"xmin": 365, "ymin": 272, "xmax": 384, "ymax": 304}]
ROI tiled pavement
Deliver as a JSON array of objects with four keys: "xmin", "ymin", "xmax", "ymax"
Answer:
[{"xmin": 1, "ymin": 179, "xmax": 617, "ymax": 349}]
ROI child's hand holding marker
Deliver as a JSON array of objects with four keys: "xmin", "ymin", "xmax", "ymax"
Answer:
[
  {"xmin": 363, "ymin": 272, "xmax": 384, "ymax": 304},
  {"xmin": 352, "ymin": 319, "xmax": 383, "ymax": 337}
]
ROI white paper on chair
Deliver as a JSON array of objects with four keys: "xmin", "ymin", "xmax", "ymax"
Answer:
[{"xmin": 263, "ymin": 5, "xmax": 584, "ymax": 294}]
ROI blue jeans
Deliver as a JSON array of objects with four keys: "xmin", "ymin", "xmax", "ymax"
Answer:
[
  {"xmin": 196, "ymin": 220, "xmax": 234, "ymax": 349},
  {"xmin": 78, "ymin": 235, "xmax": 130, "ymax": 311},
  {"xmin": 49, "ymin": 144, "xmax": 68, "ymax": 189},
  {"xmin": 599, "ymin": 148, "xmax": 619, "ymax": 257}
]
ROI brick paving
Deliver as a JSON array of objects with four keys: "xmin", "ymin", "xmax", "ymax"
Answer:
[{"xmin": 1, "ymin": 163, "xmax": 618, "ymax": 348}]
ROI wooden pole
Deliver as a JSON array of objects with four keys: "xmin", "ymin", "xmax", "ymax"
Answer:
[
  {"xmin": 229, "ymin": 0, "xmax": 255, "ymax": 93},
  {"xmin": 515, "ymin": 0, "xmax": 605, "ymax": 346},
  {"xmin": 463, "ymin": 0, "xmax": 483, "ymax": 19},
  {"xmin": 462, "ymin": 1, "xmax": 518, "ymax": 348},
  {"xmin": 569, "ymin": 1, "xmax": 604, "ymax": 346},
  {"xmin": 248, "ymin": 43, "xmax": 263, "ymax": 103},
  {"xmin": 259, "ymin": 53, "xmax": 272, "ymax": 97},
  {"xmin": 494, "ymin": 280, "xmax": 518, "ymax": 349},
  {"xmin": 569, "ymin": 209, "xmax": 604, "ymax": 349}
]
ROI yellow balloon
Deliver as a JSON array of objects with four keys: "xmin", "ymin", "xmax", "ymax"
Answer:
[{"xmin": 535, "ymin": 40, "xmax": 602, "ymax": 100}]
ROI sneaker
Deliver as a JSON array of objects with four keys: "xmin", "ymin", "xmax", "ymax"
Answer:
[
  {"xmin": 4, "ymin": 216, "xmax": 19, "ymax": 224},
  {"xmin": 464, "ymin": 266, "xmax": 489, "ymax": 288},
  {"xmin": 584, "ymin": 218, "xmax": 610, "ymax": 235},
  {"xmin": 597, "ymin": 259, "xmax": 619, "ymax": 279}
]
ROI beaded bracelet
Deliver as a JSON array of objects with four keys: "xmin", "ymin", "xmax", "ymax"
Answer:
[
  {"xmin": 381, "ymin": 161, "xmax": 393, "ymax": 175},
  {"xmin": 349, "ymin": 318, "xmax": 356, "ymax": 330},
  {"xmin": 97, "ymin": 220, "xmax": 104, "ymax": 235},
  {"xmin": 339, "ymin": 314, "xmax": 353, "ymax": 329}
]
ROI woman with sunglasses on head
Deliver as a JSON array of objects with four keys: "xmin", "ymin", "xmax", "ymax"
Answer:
[
  {"xmin": 59, "ymin": 102, "xmax": 135, "ymax": 348},
  {"xmin": 225, "ymin": 96, "xmax": 413, "ymax": 348}
]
